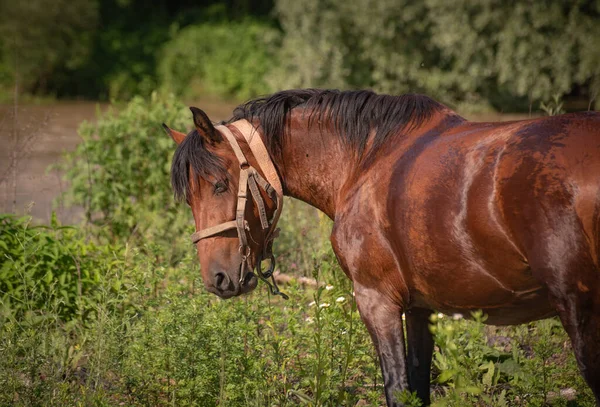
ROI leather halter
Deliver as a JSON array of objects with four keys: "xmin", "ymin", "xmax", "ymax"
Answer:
[{"xmin": 190, "ymin": 120, "xmax": 288, "ymax": 299}]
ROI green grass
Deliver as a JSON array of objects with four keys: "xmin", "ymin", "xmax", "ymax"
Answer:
[{"xmin": 0, "ymin": 202, "xmax": 596, "ymax": 406}]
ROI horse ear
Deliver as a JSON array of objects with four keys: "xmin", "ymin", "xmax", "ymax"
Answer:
[
  {"xmin": 190, "ymin": 107, "xmax": 223, "ymax": 144},
  {"xmin": 162, "ymin": 123, "xmax": 186, "ymax": 145}
]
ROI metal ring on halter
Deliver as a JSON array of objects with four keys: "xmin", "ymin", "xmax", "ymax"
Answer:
[
  {"xmin": 257, "ymin": 251, "xmax": 276, "ymax": 279},
  {"xmin": 239, "ymin": 244, "xmax": 251, "ymax": 256}
]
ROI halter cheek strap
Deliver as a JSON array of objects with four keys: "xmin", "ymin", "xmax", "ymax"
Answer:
[{"xmin": 190, "ymin": 121, "xmax": 287, "ymax": 299}]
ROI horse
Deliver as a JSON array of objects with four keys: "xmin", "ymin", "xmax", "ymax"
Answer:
[{"xmin": 163, "ymin": 89, "xmax": 600, "ymax": 406}]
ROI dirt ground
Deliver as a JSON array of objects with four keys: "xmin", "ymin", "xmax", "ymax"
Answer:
[{"xmin": 0, "ymin": 99, "xmax": 532, "ymax": 224}]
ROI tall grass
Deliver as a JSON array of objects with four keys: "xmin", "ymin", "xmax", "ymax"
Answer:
[{"xmin": 1, "ymin": 204, "xmax": 595, "ymax": 406}]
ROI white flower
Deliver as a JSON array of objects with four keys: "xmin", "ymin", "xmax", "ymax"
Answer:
[
  {"xmin": 402, "ymin": 313, "xmax": 406, "ymax": 321},
  {"xmin": 336, "ymin": 296, "xmax": 345, "ymax": 303},
  {"xmin": 308, "ymin": 301, "xmax": 316, "ymax": 307},
  {"xmin": 437, "ymin": 312, "xmax": 444, "ymax": 319},
  {"xmin": 325, "ymin": 284, "xmax": 334, "ymax": 291},
  {"xmin": 319, "ymin": 302, "xmax": 330, "ymax": 308},
  {"xmin": 452, "ymin": 313, "xmax": 463, "ymax": 320},
  {"xmin": 305, "ymin": 317, "xmax": 314, "ymax": 324}
]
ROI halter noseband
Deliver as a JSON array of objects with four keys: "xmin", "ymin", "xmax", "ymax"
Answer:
[{"xmin": 190, "ymin": 121, "xmax": 288, "ymax": 299}]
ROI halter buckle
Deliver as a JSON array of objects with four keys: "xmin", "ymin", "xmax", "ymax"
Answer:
[{"xmin": 240, "ymin": 245, "xmax": 251, "ymax": 259}]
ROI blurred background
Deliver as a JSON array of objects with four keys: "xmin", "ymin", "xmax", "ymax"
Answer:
[
  {"xmin": 0, "ymin": 1, "xmax": 599, "ymax": 406},
  {"xmin": 1, "ymin": 0, "xmax": 600, "ymax": 220},
  {"xmin": 1, "ymin": 0, "xmax": 599, "ymax": 108}
]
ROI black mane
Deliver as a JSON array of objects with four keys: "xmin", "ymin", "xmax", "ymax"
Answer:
[
  {"xmin": 171, "ymin": 129, "xmax": 227, "ymax": 202},
  {"xmin": 172, "ymin": 89, "xmax": 446, "ymax": 201},
  {"xmin": 230, "ymin": 88, "xmax": 446, "ymax": 163}
]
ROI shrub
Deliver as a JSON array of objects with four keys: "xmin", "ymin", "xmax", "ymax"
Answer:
[
  {"xmin": 158, "ymin": 20, "xmax": 280, "ymax": 100},
  {"xmin": 0, "ymin": 213, "xmax": 125, "ymax": 322},
  {"xmin": 0, "ymin": 225, "xmax": 385, "ymax": 406},
  {"xmin": 57, "ymin": 93, "xmax": 192, "ymax": 260},
  {"xmin": 430, "ymin": 312, "xmax": 595, "ymax": 406}
]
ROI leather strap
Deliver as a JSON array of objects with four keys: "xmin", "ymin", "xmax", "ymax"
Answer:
[
  {"xmin": 191, "ymin": 121, "xmax": 283, "ymax": 246},
  {"xmin": 191, "ymin": 220, "xmax": 238, "ymax": 244},
  {"xmin": 236, "ymin": 168, "xmax": 249, "ymax": 249},
  {"xmin": 217, "ymin": 124, "xmax": 249, "ymax": 167},
  {"xmin": 216, "ymin": 122, "xmax": 283, "ymax": 239},
  {"xmin": 248, "ymin": 172, "xmax": 269, "ymax": 229},
  {"xmin": 229, "ymin": 120, "xmax": 284, "ymax": 242}
]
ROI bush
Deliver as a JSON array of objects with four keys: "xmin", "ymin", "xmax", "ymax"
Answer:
[
  {"xmin": 0, "ymin": 213, "xmax": 125, "ymax": 322},
  {"xmin": 57, "ymin": 93, "xmax": 192, "ymax": 260},
  {"xmin": 0, "ymin": 224, "xmax": 385, "ymax": 406},
  {"xmin": 430, "ymin": 312, "xmax": 595, "ymax": 406},
  {"xmin": 158, "ymin": 20, "xmax": 280, "ymax": 100},
  {"xmin": 272, "ymin": 0, "xmax": 600, "ymax": 111}
]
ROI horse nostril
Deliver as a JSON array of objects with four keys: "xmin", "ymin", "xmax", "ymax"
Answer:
[{"xmin": 214, "ymin": 272, "xmax": 230, "ymax": 291}]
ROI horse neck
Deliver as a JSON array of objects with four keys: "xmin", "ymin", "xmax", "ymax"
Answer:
[
  {"xmin": 273, "ymin": 113, "xmax": 351, "ymax": 219},
  {"xmin": 272, "ymin": 108, "xmax": 463, "ymax": 220}
]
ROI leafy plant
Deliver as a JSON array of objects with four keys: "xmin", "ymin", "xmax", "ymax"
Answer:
[
  {"xmin": 0, "ymin": 213, "xmax": 128, "ymax": 322},
  {"xmin": 430, "ymin": 311, "xmax": 594, "ymax": 406},
  {"xmin": 57, "ymin": 92, "xmax": 192, "ymax": 260},
  {"xmin": 158, "ymin": 20, "xmax": 280, "ymax": 100},
  {"xmin": 540, "ymin": 94, "xmax": 566, "ymax": 116}
]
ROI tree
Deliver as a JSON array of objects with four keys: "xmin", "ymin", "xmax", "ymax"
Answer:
[
  {"xmin": 0, "ymin": 0, "xmax": 98, "ymax": 95},
  {"xmin": 272, "ymin": 0, "xmax": 600, "ymax": 110}
]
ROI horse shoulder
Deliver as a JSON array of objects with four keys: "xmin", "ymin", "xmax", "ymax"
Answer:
[{"xmin": 331, "ymin": 180, "xmax": 410, "ymax": 306}]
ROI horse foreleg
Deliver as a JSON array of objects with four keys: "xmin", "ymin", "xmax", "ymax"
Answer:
[
  {"xmin": 354, "ymin": 284, "xmax": 409, "ymax": 406},
  {"xmin": 406, "ymin": 307, "xmax": 434, "ymax": 406},
  {"xmin": 331, "ymin": 215, "xmax": 412, "ymax": 405}
]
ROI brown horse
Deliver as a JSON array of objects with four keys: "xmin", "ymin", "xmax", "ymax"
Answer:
[{"xmin": 163, "ymin": 89, "xmax": 600, "ymax": 406}]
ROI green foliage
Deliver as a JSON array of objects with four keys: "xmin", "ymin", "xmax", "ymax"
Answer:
[
  {"xmin": 1, "ymin": 202, "xmax": 595, "ymax": 405},
  {"xmin": 272, "ymin": 0, "xmax": 600, "ymax": 111},
  {"xmin": 395, "ymin": 390, "xmax": 424, "ymax": 407},
  {"xmin": 424, "ymin": 0, "xmax": 598, "ymax": 110},
  {"xmin": 97, "ymin": 24, "xmax": 167, "ymax": 101},
  {"xmin": 0, "ymin": 0, "xmax": 98, "ymax": 95},
  {"xmin": 541, "ymin": 94, "xmax": 566, "ymax": 116},
  {"xmin": 2, "ymin": 0, "xmax": 599, "ymax": 110},
  {"xmin": 159, "ymin": 20, "xmax": 279, "ymax": 100},
  {"xmin": 0, "ymin": 213, "xmax": 125, "ymax": 322},
  {"xmin": 0, "ymin": 218, "xmax": 386, "ymax": 406},
  {"xmin": 57, "ymin": 93, "xmax": 192, "ymax": 259},
  {"xmin": 430, "ymin": 312, "xmax": 595, "ymax": 406},
  {"xmin": 269, "ymin": 0, "xmax": 349, "ymax": 90}
]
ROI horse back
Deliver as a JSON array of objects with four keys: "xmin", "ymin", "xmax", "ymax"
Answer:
[
  {"xmin": 382, "ymin": 111, "xmax": 600, "ymax": 323},
  {"xmin": 497, "ymin": 112, "xmax": 600, "ymax": 280}
]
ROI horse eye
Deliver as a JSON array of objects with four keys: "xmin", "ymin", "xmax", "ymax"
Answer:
[{"xmin": 213, "ymin": 180, "xmax": 228, "ymax": 195}]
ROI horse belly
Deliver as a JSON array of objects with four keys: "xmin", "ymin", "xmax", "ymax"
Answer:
[
  {"xmin": 412, "ymin": 284, "xmax": 556, "ymax": 325},
  {"xmin": 392, "ymin": 122, "xmax": 556, "ymax": 324}
]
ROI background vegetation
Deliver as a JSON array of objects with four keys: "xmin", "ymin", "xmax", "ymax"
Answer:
[
  {"xmin": 1, "ymin": 0, "xmax": 599, "ymax": 405},
  {"xmin": 0, "ymin": 0, "xmax": 599, "ymax": 110}
]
